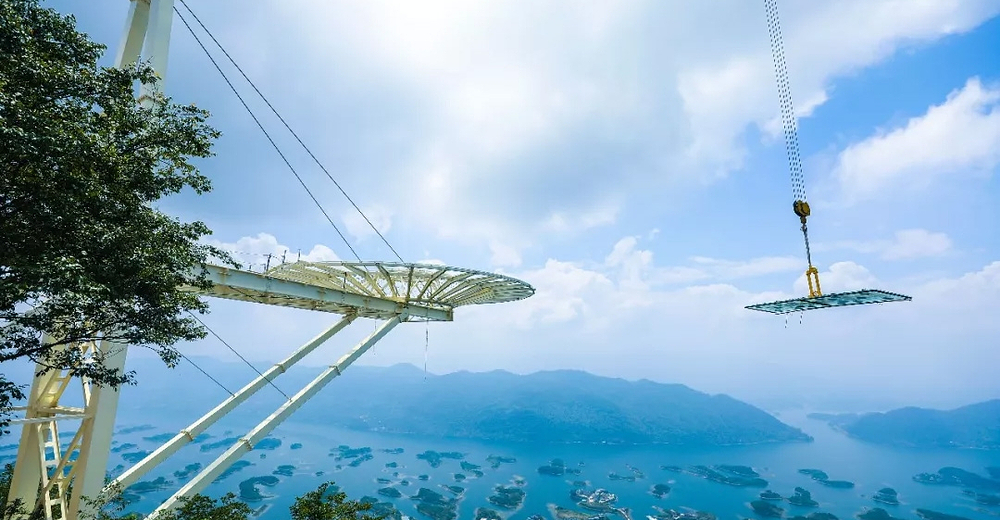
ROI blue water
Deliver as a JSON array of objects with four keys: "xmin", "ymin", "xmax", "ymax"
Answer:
[{"xmin": 112, "ymin": 410, "xmax": 1000, "ymax": 520}]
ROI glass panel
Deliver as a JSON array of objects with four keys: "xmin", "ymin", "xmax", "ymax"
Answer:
[{"xmin": 746, "ymin": 289, "xmax": 912, "ymax": 315}]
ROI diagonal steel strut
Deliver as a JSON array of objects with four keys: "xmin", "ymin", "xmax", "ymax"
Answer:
[
  {"xmin": 147, "ymin": 314, "xmax": 406, "ymax": 518},
  {"xmin": 106, "ymin": 314, "xmax": 357, "ymax": 494}
]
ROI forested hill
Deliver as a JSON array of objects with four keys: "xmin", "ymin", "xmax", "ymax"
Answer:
[
  {"xmin": 810, "ymin": 400, "xmax": 1000, "ymax": 449},
  {"xmin": 108, "ymin": 357, "xmax": 810, "ymax": 446},
  {"xmin": 305, "ymin": 364, "xmax": 812, "ymax": 446}
]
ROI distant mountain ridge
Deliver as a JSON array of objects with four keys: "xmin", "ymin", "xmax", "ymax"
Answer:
[
  {"xmin": 298, "ymin": 363, "xmax": 812, "ymax": 446},
  {"xmin": 111, "ymin": 357, "xmax": 811, "ymax": 447},
  {"xmin": 809, "ymin": 400, "xmax": 1000, "ymax": 449}
]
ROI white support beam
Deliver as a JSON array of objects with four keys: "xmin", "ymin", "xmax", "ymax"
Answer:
[
  {"xmin": 137, "ymin": 0, "xmax": 174, "ymax": 106},
  {"xmin": 106, "ymin": 315, "xmax": 356, "ymax": 493},
  {"xmin": 147, "ymin": 314, "xmax": 406, "ymax": 518},
  {"xmin": 114, "ymin": 0, "xmax": 150, "ymax": 69},
  {"xmin": 192, "ymin": 265, "xmax": 452, "ymax": 321},
  {"xmin": 69, "ymin": 341, "xmax": 128, "ymax": 520}
]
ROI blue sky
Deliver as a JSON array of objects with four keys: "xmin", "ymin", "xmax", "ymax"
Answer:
[{"xmin": 48, "ymin": 0, "xmax": 1000, "ymax": 411}]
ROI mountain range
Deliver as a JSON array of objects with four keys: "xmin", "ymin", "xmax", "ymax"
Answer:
[
  {"xmin": 109, "ymin": 356, "xmax": 812, "ymax": 446},
  {"xmin": 809, "ymin": 400, "xmax": 1000, "ymax": 449}
]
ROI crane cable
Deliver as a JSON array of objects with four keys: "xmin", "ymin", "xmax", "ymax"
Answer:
[
  {"xmin": 175, "ymin": 0, "xmax": 405, "ymax": 264},
  {"xmin": 764, "ymin": 0, "xmax": 822, "ymax": 297},
  {"xmin": 172, "ymin": 6, "xmax": 362, "ymax": 263}
]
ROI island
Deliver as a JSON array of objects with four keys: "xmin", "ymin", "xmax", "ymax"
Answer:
[
  {"xmin": 121, "ymin": 450, "xmax": 151, "ymax": 464},
  {"xmin": 487, "ymin": 455, "xmax": 516, "ymax": 469},
  {"xmin": 475, "ymin": 507, "xmax": 502, "ymax": 520},
  {"xmin": 453, "ymin": 473, "xmax": 466, "ymax": 482},
  {"xmin": 272, "ymin": 465, "xmax": 295, "ymax": 477},
  {"xmin": 799, "ymin": 469, "xmax": 829, "ymax": 480},
  {"xmin": 200, "ymin": 437, "xmax": 239, "ymax": 452},
  {"xmin": 290, "ymin": 442, "xmax": 303, "ymax": 450},
  {"xmin": 787, "ymin": 487, "xmax": 818, "ymax": 507},
  {"xmin": 788, "ymin": 514, "xmax": 838, "ymax": 520},
  {"xmin": 872, "ymin": 488, "xmax": 898, "ymax": 506},
  {"xmin": 386, "ymin": 462, "xmax": 398, "ymax": 468},
  {"xmin": 418, "ymin": 474, "xmax": 430, "ymax": 481},
  {"xmin": 571, "ymin": 489, "xmax": 617, "ymax": 512},
  {"xmin": 255, "ymin": 438, "xmax": 281, "ymax": 450},
  {"xmin": 377, "ymin": 477, "xmax": 392, "ymax": 484},
  {"xmin": 857, "ymin": 509, "xmax": 906, "ymax": 520},
  {"xmin": 651, "ymin": 506, "xmax": 717, "ymax": 520},
  {"xmin": 443, "ymin": 485, "xmax": 464, "ymax": 495},
  {"xmin": 760, "ymin": 490, "xmax": 782, "ymax": 501},
  {"xmin": 972, "ymin": 492, "xmax": 1000, "ymax": 505},
  {"xmin": 410, "ymin": 488, "xmax": 458, "ymax": 520},
  {"xmin": 111, "ymin": 443, "xmax": 138, "ymax": 453},
  {"xmin": 117, "ymin": 424, "xmax": 156, "ymax": 435},
  {"xmin": 650, "ymin": 483, "xmax": 671, "ymax": 498},
  {"xmin": 751, "ymin": 500, "xmax": 784, "ymax": 518},
  {"xmin": 381, "ymin": 447, "xmax": 405, "ymax": 454},
  {"xmin": 238, "ymin": 476, "xmax": 279, "ymax": 501},
  {"xmin": 377, "ymin": 487, "xmax": 402, "ymax": 499},
  {"xmin": 127, "ymin": 476, "xmax": 172, "ymax": 494},
  {"xmin": 685, "ymin": 465, "xmax": 768, "ymax": 487},
  {"xmin": 717, "ymin": 465, "xmax": 758, "ymax": 478},
  {"xmin": 416, "ymin": 450, "xmax": 464, "ymax": 468},
  {"xmin": 538, "ymin": 459, "xmax": 568, "ymax": 476},
  {"xmin": 332, "ymin": 445, "xmax": 373, "ymax": 461},
  {"xmin": 488, "ymin": 485, "xmax": 525, "ymax": 510},
  {"xmin": 915, "ymin": 510, "xmax": 973, "ymax": 520},
  {"xmin": 173, "ymin": 463, "xmax": 202, "ymax": 480},
  {"xmin": 142, "ymin": 432, "xmax": 175, "ymax": 443},
  {"xmin": 608, "ymin": 472, "xmax": 636, "ymax": 482},
  {"xmin": 797, "ymin": 468, "xmax": 854, "ymax": 488},
  {"xmin": 912, "ymin": 467, "xmax": 1000, "ymax": 491},
  {"xmin": 214, "ymin": 460, "xmax": 253, "ymax": 482}
]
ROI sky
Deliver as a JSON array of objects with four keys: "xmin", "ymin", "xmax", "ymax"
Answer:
[{"xmin": 43, "ymin": 0, "xmax": 1000, "ymax": 411}]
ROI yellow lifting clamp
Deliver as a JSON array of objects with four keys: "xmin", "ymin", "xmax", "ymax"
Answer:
[{"xmin": 793, "ymin": 199, "xmax": 822, "ymax": 298}]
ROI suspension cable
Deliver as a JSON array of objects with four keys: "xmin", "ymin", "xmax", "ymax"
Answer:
[
  {"xmin": 186, "ymin": 311, "xmax": 291, "ymax": 401},
  {"xmin": 175, "ymin": 0, "xmax": 405, "ymax": 263},
  {"xmin": 178, "ymin": 352, "xmax": 234, "ymax": 397},
  {"xmin": 172, "ymin": 6, "xmax": 362, "ymax": 263}
]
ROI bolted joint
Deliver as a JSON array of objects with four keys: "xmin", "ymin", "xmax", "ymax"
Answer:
[{"xmin": 793, "ymin": 200, "xmax": 811, "ymax": 222}]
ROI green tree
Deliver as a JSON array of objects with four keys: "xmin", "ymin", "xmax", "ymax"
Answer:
[
  {"xmin": 0, "ymin": 0, "xmax": 233, "ymax": 433},
  {"xmin": 290, "ymin": 483, "xmax": 383, "ymax": 520}
]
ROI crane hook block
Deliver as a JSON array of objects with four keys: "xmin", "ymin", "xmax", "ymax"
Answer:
[{"xmin": 793, "ymin": 200, "xmax": 811, "ymax": 221}]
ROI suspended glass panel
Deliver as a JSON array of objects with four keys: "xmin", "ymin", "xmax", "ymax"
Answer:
[{"xmin": 746, "ymin": 289, "xmax": 912, "ymax": 315}]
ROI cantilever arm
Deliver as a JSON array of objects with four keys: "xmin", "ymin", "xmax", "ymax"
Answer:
[
  {"xmin": 147, "ymin": 313, "xmax": 406, "ymax": 518},
  {"xmin": 107, "ymin": 315, "xmax": 356, "ymax": 493}
]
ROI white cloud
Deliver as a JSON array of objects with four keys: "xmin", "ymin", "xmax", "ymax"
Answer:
[
  {"xmin": 834, "ymin": 77, "xmax": 1000, "ymax": 201},
  {"xmin": 216, "ymin": 0, "xmax": 1000, "ymax": 258},
  {"xmin": 206, "ymin": 233, "xmax": 339, "ymax": 271},
  {"xmin": 821, "ymin": 229, "xmax": 954, "ymax": 260},
  {"xmin": 489, "ymin": 241, "xmax": 523, "ymax": 268},
  {"xmin": 689, "ymin": 255, "xmax": 804, "ymax": 279},
  {"xmin": 342, "ymin": 205, "xmax": 393, "ymax": 241},
  {"xmin": 184, "ymin": 231, "xmax": 1000, "ymax": 409},
  {"xmin": 793, "ymin": 261, "xmax": 878, "ymax": 295}
]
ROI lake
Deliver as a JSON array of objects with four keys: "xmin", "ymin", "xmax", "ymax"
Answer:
[{"xmin": 98, "ymin": 408, "xmax": 1000, "ymax": 520}]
